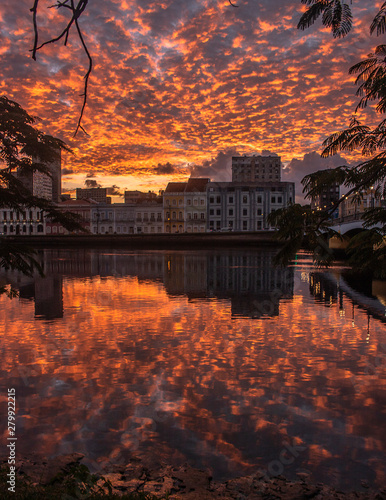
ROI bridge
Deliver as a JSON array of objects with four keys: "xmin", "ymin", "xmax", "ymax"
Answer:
[{"xmin": 330, "ymin": 214, "xmax": 383, "ymax": 234}]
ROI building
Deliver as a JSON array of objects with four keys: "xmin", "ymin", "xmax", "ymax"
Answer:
[
  {"xmin": 1, "ymin": 207, "xmax": 46, "ymax": 235},
  {"xmin": 134, "ymin": 200, "xmax": 164, "ymax": 234},
  {"xmin": 310, "ymin": 170, "xmax": 340, "ymax": 214},
  {"xmin": 46, "ymin": 198, "xmax": 97, "ymax": 235},
  {"xmin": 163, "ymin": 182, "xmax": 187, "ymax": 233},
  {"xmin": 339, "ymin": 188, "xmax": 382, "ymax": 220},
  {"xmin": 76, "ymin": 187, "xmax": 111, "ymax": 204},
  {"xmin": 124, "ymin": 190, "xmax": 157, "ymax": 204},
  {"xmin": 206, "ymin": 181, "xmax": 295, "ymax": 231},
  {"xmin": 184, "ymin": 178, "xmax": 210, "ymax": 233},
  {"xmin": 232, "ymin": 155, "xmax": 281, "ymax": 183},
  {"xmin": 16, "ymin": 150, "xmax": 62, "ymax": 202},
  {"xmin": 90, "ymin": 203, "xmax": 135, "ymax": 234}
]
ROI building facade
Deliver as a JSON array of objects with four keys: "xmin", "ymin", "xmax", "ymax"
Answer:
[
  {"xmin": 163, "ymin": 182, "xmax": 187, "ymax": 233},
  {"xmin": 1, "ymin": 208, "xmax": 46, "ymax": 235},
  {"xmin": 339, "ymin": 189, "xmax": 382, "ymax": 220},
  {"xmin": 76, "ymin": 188, "xmax": 111, "ymax": 204},
  {"xmin": 232, "ymin": 155, "xmax": 281, "ymax": 183},
  {"xmin": 184, "ymin": 178, "xmax": 210, "ymax": 233},
  {"xmin": 206, "ymin": 181, "xmax": 295, "ymax": 231},
  {"xmin": 134, "ymin": 201, "xmax": 164, "ymax": 234}
]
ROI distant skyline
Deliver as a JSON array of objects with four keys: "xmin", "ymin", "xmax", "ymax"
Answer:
[{"xmin": 0, "ymin": 0, "xmax": 378, "ymax": 200}]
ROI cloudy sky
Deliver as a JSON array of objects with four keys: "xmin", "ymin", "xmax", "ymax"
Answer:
[{"xmin": 0, "ymin": 0, "xmax": 379, "ymax": 200}]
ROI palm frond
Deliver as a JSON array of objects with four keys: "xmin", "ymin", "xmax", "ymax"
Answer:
[{"xmin": 370, "ymin": 2, "xmax": 386, "ymax": 35}]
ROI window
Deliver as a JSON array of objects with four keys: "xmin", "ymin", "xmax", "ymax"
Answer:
[
  {"xmin": 172, "ymin": 199, "xmax": 177, "ymax": 206},
  {"xmin": 243, "ymin": 209, "xmax": 248, "ymax": 216},
  {"xmin": 209, "ymin": 196, "xmax": 214, "ymax": 203},
  {"xmin": 257, "ymin": 209, "xmax": 262, "ymax": 216},
  {"xmin": 193, "ymin": 199, "xmax": 198, "ymax": 205},
  {"xmin": 243, "ymin": 221, "xmax": 248, "ymax": 230},
  {"xmin": 278, "ymin": 196, "xmax": 282, "ymax": 204},
  {"xmin": 193, "ymin": 213, "xmax": 198, "ymax": 220},
  {"xmin": 200, "ymin": 213, "xmax": 205, "ymax": 220},
  {"xmin": 257, "ymin": 221, "xmax": 262, "ymax": 229},
  {"xmin": 229, "ymin": 196, "xmax": 234, "ymax": 204},
  {"xmin": 178, "ymin": 199, "xmax": 183, "ymax": 205},
  {"xmin": 200, "ymin": 199, "xmax": 205, "ymax": 205},
  {"xmin": 229, "ymin": 209, "xmax": 233, "ymax": 216},
  {"xmin": 242, "ymin": 195, "xmax": 248, "ymax": 203},
  {"xmin": 216, "ymin": 209, "xmax": 221, "ymax": 216},
  {"xmin": 257, "ymin": 196, "xmax": 262, "ymax": 203},
  {"xmin": 216, "ymin": 196, "xmax": 221, "ymax": 203},
  {"xmin": 271, "ymin": 196, "xmax": 276, "ymax": 203},
  {"xmin": 209, "ymin": 209, "xmax": 214, "ymax": 216},
  {"xmin": 187, "ymin": 199, "xmax": 191, "ymax": 205}
]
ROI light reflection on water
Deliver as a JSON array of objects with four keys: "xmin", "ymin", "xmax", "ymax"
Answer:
[{"xmin": 1, "ymin": 248, "xmax": 385, "ymax": 491}]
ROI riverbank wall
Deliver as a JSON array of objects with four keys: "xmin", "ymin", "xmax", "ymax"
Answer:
[{"xmin": 2, "ymin": 231, "xmax": 282, "ymax": 249}]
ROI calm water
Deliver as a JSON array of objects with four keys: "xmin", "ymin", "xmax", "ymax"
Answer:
[{"xmin": 1, "ymin": 248, "xmax": 385, "ymax": 490}]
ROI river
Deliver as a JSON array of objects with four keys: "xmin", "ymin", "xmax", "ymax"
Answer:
[{"xmin": 1, "ymin": 248, "xmax": 385, "ymax": 491}]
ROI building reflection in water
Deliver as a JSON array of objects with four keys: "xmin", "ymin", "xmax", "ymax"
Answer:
[{"xmin": 1, "ymin": 249, "xmax": 385, "ymax": 492}]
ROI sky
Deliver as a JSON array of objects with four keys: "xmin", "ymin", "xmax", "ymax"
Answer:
[{"xmin": 0, "ymin": 0, "xmax": 380, "ymax": 201}]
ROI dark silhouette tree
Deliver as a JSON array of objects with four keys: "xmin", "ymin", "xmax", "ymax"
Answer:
[
  {"xmin": 0, "ymin": 95, "xmax": 83, "ymax": 293},
  {"xmin": 270, "ymin": 1, "xmax": 386, "ymax": 277}
]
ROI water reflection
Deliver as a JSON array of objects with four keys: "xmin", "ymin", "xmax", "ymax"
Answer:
[{"xmin": 1, "ymin": 249, "xmax": 385, "ymax": 492}]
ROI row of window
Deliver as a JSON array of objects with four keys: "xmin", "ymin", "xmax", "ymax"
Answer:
[
  {"xmin": 209, "ymin": 208, "xmax": 266, "ymax": 216},
  {"xmin": 3, "ymin": 211, "xmax": 44, "ymax": 221},
  {"xmin": 2, "ymin": 224, "xmax": 44, "ymax": 234},
  {"xmin": 209, "ymin": 220, "xmax": 264, "ymax": 230},
  {"xmin": 209, "ymin": 195, "xmax": 284, "ymax": 207}
]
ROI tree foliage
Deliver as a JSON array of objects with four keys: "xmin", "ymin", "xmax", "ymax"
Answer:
[
  {"xmin": 271, "ymin": 1, "xmax": 386, "ymax": 278},
  {"xmin": 0, "ymin": 95, "xmax": 84, "ymax": 286}
]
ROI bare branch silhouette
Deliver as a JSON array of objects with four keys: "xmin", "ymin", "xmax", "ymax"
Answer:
[{"xmin": 30, "ymin": 0, "xmax": 90, "ymax": 136}]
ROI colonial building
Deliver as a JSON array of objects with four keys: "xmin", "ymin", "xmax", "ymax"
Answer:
[
  {"xmin": 184, "ymin": 178, "xmax": 210, "ymax": 233},
  {"xmin": 206, "ymin": 181, "xmax": 295, "ymax": 231},
  {"xmin": 46, "ymin": 198, "xmax": 97, "ymax": 234},
  {"xmin": 232, "ymin": 155, "xmax": 281, "ymax": 183},
  {"xmin": 2, "ymin": 208, "xmax": 46, "ymax": 235},
  {"xmin": 134, "ymin": 200, "xmax": 164, "ymax": 234},
  {"xmin": 163, "ymin": 182, "xmax": 187, "ymax": 233},
  {"xmin": 90, "ymin": 203, "xmax": 135, "ymax": 234}
]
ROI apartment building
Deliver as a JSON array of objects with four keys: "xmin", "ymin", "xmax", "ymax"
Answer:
[
  {"xmin": 232, "ymin": 155, "xmax": 281, "ymax": 183},
  {"xmin": 206, "ymin": 181, "xmax": 295, "ymax": 231}
]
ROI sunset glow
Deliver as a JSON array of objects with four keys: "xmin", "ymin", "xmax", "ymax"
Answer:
[{"xmin": 0, "ymin": 0, "xmax": 379, "ymax": 195}]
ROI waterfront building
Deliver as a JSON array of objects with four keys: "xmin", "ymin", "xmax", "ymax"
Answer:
[
  {"xmin": 232, "ymin": 155, "xmax": 281, "ymax": 183},
  {"xmin": 76, "ymin": 187, "xmax": 111, "ymax": 204},
  {"xmin": 134, "ymin": 199, "xmax": 164, "ymax": 234},
  {"xmin": 1, "ymin": 207, "xmax": 46, "ymax": 235},
  {"xmin": 184, "ymin": 177, "xmax": 210, "ymax": 233},
  {"xmin": 206, "ymin": 181, "xmax": 295, "ymax": 231},
  {"xmin": 46, "ymin": 198, "xmax": 97, "ymax": 234},
  {"xmin": 163, "ymin": 182, "xmax": 188, "ymax": 233},
  {"xmin": 90, "ymin": 203, "xmax": 135, "ymax": 234}
]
